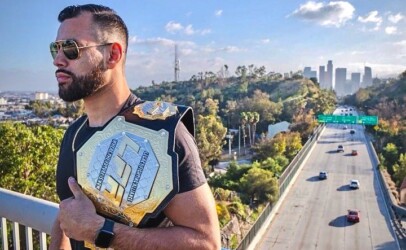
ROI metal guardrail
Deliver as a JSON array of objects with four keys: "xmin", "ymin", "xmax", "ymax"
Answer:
[
  {"xmin": 365, "ymin": 135, "xmax": 406, "ymax": 246},
  {"xmin": 235, "ymin": 125, "xmax": 324, "ymax": 250},
  {"xmin": 0, "ymin": 187, "xmax": 59, "ymax": 250}
]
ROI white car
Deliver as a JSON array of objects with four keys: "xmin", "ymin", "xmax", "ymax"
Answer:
[{"xmin": 349, "ymin": 180, "xmax": 360, "ymax": 189}]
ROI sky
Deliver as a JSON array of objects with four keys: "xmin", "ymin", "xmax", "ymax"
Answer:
[{"xmin": 0, "ymin": 0, "xmax": 405, "ymax": 92}]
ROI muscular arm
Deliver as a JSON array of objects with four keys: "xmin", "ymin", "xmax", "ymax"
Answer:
[
  {"xmin": 59, "ymin": 178, "xmax": 220, "ymax": 250},
  {"xmin": 112, "ymin": 183, "xmax": 220, "ymax": 249},
  {"xmin": 50, "ymin": 214, "xmax": 72, "ymax": 250}
]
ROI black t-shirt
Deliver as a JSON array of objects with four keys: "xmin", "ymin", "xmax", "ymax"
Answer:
[{"xmin": 55, "ymin": 95, "xmax": 206, "ymax": 248}]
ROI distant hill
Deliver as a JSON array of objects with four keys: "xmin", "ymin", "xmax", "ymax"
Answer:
[{"xmin": 132, "ymin": 76, "xmax": 336, "ymax": 135}]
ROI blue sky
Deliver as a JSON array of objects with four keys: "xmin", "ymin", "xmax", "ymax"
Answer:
[{"xmin": 0, "ymin": 0, "xmax": 405, "ymax": 92}]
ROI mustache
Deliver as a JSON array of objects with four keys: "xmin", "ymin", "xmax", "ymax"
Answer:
[{"xmin": 55, "ymin": 69, "xmax": 74, "ymax": 77}]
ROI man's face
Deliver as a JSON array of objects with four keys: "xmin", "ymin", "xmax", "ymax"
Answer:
[{"xmin": 53, "ymin": 13, "xmax": 107, "ymax": 102}]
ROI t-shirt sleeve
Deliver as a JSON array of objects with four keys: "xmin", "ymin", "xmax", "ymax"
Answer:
[{"xmin": 175, "ymin": 122, "xmax": 206, "ymax": 193}]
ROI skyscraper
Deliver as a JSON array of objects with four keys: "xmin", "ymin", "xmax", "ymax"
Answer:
[
  {"xmin": 363, "ymin": 66, "xmax": 372, "ymax": 87},
  {"xmin": 319, "ymin": 66, "xmax": 326, "ymax": 88},
  {"xmin": 327, "ymin": 60, "xmax": 333, "ymax": 89},
  {"xmin": 303, "ymin": 67, "xmax": 317, "ymax": 80},
  {"xmin": 335, "ymin": 68, "xmax": 347, "ymax": 96},
  {"xmin": 351, "ymin": 72, "xmax": 361, "ymax": 92}
]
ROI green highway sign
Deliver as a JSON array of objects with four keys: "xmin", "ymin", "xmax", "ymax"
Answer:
[
  {"xmin": 317, "ymin": 115, "xmax": 378, "ymax": 125},
  {"xmin": 357, "ymin": 115, "xmax": 378, "ymax": 125}
]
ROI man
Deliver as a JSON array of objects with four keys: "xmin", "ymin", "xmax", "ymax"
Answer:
[{"xmin": 50, "ymin": 4, "xmax": 220, "ymax": 250}]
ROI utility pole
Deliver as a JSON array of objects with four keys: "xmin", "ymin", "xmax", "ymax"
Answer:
[{"xmin": 225, "ymin": 132, "xmax": 233, "ymax": 159}]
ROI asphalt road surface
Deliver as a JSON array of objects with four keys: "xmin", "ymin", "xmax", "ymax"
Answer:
[{"xmin": 254, "ymin": 122, "xmax": 399, "ymax": 250}]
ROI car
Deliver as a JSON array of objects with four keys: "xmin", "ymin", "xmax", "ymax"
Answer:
[
  {"xmin": 347, "ymin": 209, "xmax": 360, "ymax": 222},
  {"xmin": 337, "ymin": 145, "xmax": 344, "ymax": 152},
  {"xmin": 319, "ymin": 171, "xmax": 328, "ymax": 180},
  {"xmin": 343, "ymin": 126, "xmax": 348, "ymax": 130},
  {"xmin": 350, "ymin": 130, "xmax": 355, "ymax": 134},
  {"xmin": 349, "ymin": 179, "xmax": 360, "ymax": 189},
  {"xmin": 351, "ymin": 150, "xmax": 358, "ymax": 156}
]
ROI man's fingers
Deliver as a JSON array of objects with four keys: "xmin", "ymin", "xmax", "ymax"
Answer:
[{"xmin": 68, "ymin": 177, "xmax": 83, "ymax": 199}]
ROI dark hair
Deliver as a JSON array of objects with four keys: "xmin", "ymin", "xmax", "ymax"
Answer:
[{"xmin": 58, "ymin": 4, "xmax": 129, "ymax": 53}]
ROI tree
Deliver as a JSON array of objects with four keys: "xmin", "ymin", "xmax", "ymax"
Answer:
[
  {"xmin": 248, "ymin": 112, "xmax": 260, "ymax": 145},
  {"xmin": 393, "ymin": 154, "xmax": 406, "ymax": 186},
  {"xmin": 239, "ymin": 167, "xmax": 279, "ymax": 205},
  {"xmin": 0, "ymin": 122, "xmax": 64, "ymax": 202},
  {"xmin": 196, "ymin": 114, "xmax": 227, "ymax": 174},
  {"xmin": 240, "ymin": 112, "xmax": 248, "ymax": 151},
  {"xmin": 284, "ymin": 132, "xmax": 303, "ymax": 160},
  {"xmin": 383, "ymin": 143, "xmax": 399, "ymax": 174}
]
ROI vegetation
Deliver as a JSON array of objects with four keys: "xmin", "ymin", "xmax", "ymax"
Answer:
[
  {"xmin": 0, "ymin": 122, "xmax": 64, "ymax": 202},
  {"xmin": 345, "ymin": 70, "xmax": 406, "ymax": 191}
]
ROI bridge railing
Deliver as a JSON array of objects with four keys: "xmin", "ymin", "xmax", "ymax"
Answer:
[{"xmin": 0, "ymin": 187, "xmax": 58, "ymax": 250}]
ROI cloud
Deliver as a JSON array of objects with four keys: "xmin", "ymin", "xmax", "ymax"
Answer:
[
  {"xmin": 350, "ymin": 50, "xmax": 366, "ymax": 55},
  {"xmin": 385, "ymin": 26, "xmax": 397, "ymax": 35},
  {"xmin": 165, "ymin": 21, "xmax": 183, "ymax": 33},
  {"xmin": 290, "ymin": 1, "xmax": 355, "ymax": 27},
  {"xmin": 164, "ymin": 21, "xmax": 211, "ymax": 35},
  {"xmin": 184, "ymin": 25, "xmax": 195, "ymax": 35},
  {"xmin": 388, "ymin": 13, "xmax": 404, "ymax": 23},
  {"xmin": 260, "ymin": 39, "xmax": 271, "ymax": 44},
  {"xmin": 394, "ymin": 40, "xmax": 406, "ymax": 47},
  {"xmin": 129, "ymin": 36, "xmax": 195, "ymax": 48},
  {"xmin": 201, "ymin": 45, "xmax": 243, "ymax": 54},
  {"xmin": 357, "ymin": 11, "xmax": 382, "ymax": 30},
  {"xmin": 221, "ymin": 46, "xmax": 241, "ymax": 53},
  {"xmin": 215, "ymin": 10, "xmax": 223, "ymax": 16}
]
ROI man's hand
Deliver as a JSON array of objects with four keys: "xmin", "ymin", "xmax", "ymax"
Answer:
[{"xmin": 58, "ymin": 177, "xmax": 104, "ymax": 242}]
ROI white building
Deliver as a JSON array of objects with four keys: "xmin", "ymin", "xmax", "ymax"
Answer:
[{"xmin": 35, "ymin": 92, "xmax": 49, "ymax": 100}]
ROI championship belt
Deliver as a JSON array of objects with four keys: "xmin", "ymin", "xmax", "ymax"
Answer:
[{"xmin": 75, "ymin": 101, "xmax": 180, "ymax": 230}]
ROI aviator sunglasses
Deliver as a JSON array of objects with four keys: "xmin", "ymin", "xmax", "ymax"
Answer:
[{"xmin": 50, "ymin": 39, "xmax": 112, "ymax": 60}]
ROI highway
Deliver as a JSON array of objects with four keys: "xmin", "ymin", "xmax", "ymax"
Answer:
[{"xmin": 254, "ymin": 108, "xmax": 399, "ymax": 250}]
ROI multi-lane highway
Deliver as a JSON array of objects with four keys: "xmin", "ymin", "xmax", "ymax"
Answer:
[{"xmin": 254, "ymin": 107, "xmax": 399, "ymax": 250}]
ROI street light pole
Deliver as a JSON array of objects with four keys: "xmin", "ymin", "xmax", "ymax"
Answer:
[{"xmin": 225, "ymin": 133, "xmax": 233, "ymax": 158}]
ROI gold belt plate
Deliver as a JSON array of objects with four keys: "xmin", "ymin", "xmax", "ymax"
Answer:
[{"xmin": 76, "ymin": 116, "xmax": 174, "ymax": 227}]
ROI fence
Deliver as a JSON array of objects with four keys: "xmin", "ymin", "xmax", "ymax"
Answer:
[{"xmin": 0, "ymin": 187, "xmax": 58, "ymax": 250}]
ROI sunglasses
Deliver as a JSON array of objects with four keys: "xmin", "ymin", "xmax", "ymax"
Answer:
[{"xmin": 50, "ymin": 39, "xmax": 112, "ymax": 60}]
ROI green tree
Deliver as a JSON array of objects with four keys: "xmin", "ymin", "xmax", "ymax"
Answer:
[
  {"xmin": 393, "ymin": 154, "xmax": 406, "ymax": 186},
  {"xmin": 285, "ymin": 132, "xmax": 303, "ymax": 160},
  {"xmin": 383, "ymin": 143, "xmax": 399, "ymax": 174},
  {"xmin": 0, "ymin": 122, "xmax": 64, "ymax": 202},
  {"xmin": 240, "ymin": 167, "xmax": 279, "ymax": 205},
  {"xmin": 196, "ymin": 114, "xmax": 227, "ymax": 174}
]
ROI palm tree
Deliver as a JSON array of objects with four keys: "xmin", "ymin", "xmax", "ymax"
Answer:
[
  {"xmin": 251, "ymin": 112, "xmax": 260, "ymax": 145},
  {"xmin": 240, "ymin": 112, "xmax": 248, "ymax": 153}
]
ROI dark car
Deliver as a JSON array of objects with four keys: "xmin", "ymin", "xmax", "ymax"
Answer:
[
  {"xmin": 350, "ymin": 130, "xmax": 355, "ymax": 134},
  {"xmin": 319, "ymin": 171, "xmax": 328, "ymax": 180},
  {"xmin": 337, "ymin": 145, "xmax": 344, "ymax": 152},
  {"xmin": 347, "ymin": 209, "xmax": 360, "ymax": 222},
  {"xmin": 351, "ymin": 150, "xmax": 358, "ymax": 156}
]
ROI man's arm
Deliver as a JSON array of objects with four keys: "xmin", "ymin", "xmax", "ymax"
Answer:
[
  {"xmin": 58, "ymin": 177, "xmax": 221, "ymax": 250},
  {"xmin": 50, "ymin": 214, "xmax": 72, "ymax": 250}
]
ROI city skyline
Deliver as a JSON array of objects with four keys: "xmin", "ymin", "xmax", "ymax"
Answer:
[{"xmin": 0, "ymin": 0, "xmax": 405, "ymax": 92}]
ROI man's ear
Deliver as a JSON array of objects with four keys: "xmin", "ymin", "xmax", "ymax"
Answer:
[{"xmin": 106, "ymin": 42, "xmax": 123, "ymax": 68}]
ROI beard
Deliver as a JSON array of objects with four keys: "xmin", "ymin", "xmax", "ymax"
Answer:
[{"xmin": 58, "ymin": 61, "xmax": 106, "ymax": 102}]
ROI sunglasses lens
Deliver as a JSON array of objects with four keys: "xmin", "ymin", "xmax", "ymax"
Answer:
[
  {"xmin": 63, "ymin": 40, "xmax": 79, "ymax": 60},
  {"xmin": 50, "ymin": 42, "xmax": 59, "ymax": 59}
]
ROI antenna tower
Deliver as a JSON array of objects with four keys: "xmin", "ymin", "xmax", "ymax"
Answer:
[{"xmin": 174, "ymin": 44, "xmax": 180, "ymax": 82}]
